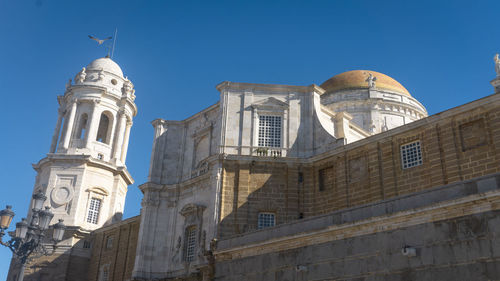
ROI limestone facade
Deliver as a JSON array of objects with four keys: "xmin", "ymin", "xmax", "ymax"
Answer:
[
  {"xmin": 130, "ymin": 70, "xmax": 499, "ymax": 280},
  {"xmin": 9, "ymin": 58, "xmax": 500, "ymax": 281}
]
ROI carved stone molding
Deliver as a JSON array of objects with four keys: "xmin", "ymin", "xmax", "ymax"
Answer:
[{"xmin": 141, "ymin": 190, "xmax": 160, "ymax": 207}]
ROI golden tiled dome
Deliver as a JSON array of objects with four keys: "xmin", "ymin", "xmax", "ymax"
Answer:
[{"xmin": 320, "ymin": 70, "xmax": 411, "ymax": 97}]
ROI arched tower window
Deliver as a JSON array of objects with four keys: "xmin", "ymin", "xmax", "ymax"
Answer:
[
  {"xmin": 75, "ymin": 113, "xmax": 88, "ymax": 139},
  {"xmin": 96, "ymin": 112, "xmax": 112, "ymax": 144}
]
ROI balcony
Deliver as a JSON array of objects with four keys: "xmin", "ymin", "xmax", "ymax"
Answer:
[{"xmin": 222, "ymin": 146, "xmax": 288, "ymax": 158}]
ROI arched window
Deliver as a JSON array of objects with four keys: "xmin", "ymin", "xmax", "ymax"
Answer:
[
  {"xmin": 76, "ymin": 113, "xmax": 88, "ymax": 139},
  {"xmin": 96, "ymin": 113, "xmax": 111, "ymax": 144}
]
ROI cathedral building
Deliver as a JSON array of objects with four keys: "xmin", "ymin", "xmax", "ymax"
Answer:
[{"xmin": 7, "ymin": 56, "xmax": 500, "ymax": 281}]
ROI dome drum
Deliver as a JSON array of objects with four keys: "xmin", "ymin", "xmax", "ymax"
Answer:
[{"xmin": 320, "ymin": 70, "xmax": 427, "ymax": 134}]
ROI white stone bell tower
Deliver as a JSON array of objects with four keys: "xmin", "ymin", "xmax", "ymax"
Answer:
[{"xmin": 31, "ymin": 56, "xmax": 137, "ymax": 231}]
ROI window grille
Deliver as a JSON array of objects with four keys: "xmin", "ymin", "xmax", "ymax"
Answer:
[
  {"xmin": 102, "ymin": 269, "xmax": 108, "ymax": 281},
  {"xmin": 99, "ymin": 264, "xmax": 109, "ymax": 281},
  {"xmin": 258, "ymin": 213, "xmax": 275, "ymax": 229},
  {"xmin": 83, "ymin": 240, "xmax": 91, "ymax": 249},
  {"xmin": 184, "ymin": 226, "xmax": 197, "ymax": 262},
  {"xmin": 400, "ymin": 140, "xmax": 423, "ymax": 169},
  {"xmin": 258, "ymin": 115, "xmax": 282, "ymax": 147},
  {"xmin": 87, "ymin": 198, "xmax": 101, "ymax": 224}
]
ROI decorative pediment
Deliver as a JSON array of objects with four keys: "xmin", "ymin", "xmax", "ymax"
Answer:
[
  {"xmin": 180, "ymin": 203, "xmax": 206, "ymax": 217},
  {"xmin": 251, "ymin": 97, "xmax": 288, "ymax": 110},
  {"xmin": 85, "ymin": 187, "xmax": 109, "ymax": 196}
]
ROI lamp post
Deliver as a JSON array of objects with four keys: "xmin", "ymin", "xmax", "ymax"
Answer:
[{"xmin": 0, "ymin": 191, "xmax": 66, "ymax": 281}]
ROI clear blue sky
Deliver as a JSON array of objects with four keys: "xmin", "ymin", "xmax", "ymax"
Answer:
[{"xmin": 1, "ymin": 0, "xmax": 499, "ymax": 278}]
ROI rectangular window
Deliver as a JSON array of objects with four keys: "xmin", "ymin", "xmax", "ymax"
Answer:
[
  {"xmin": 83, "ymin": 240, "xmax": 91, "ymax": 249},
  {"xmin": 87, "ymin": 198, "xmax": 101, "ymax": 224},
  {"xmin": 258, "ymin": 115, "xmax": 282, "ymax": 147},
  {"xmin": 184, "ymin": 226, "xmax": 197, "ymax": 262},
  {"xmin": 400, "ymin": 140, "xmax": 423, "ymax": 169},
  {"xmin": 99, "ymin": 264, "xmax": 109, "ymax": 281},
  {"xmin": 258, "ymin": 213, "xmax": 275, "ymax": 229},
  {"xmin": 106, "ymin": 236, "xmax": 113, "ymax": 249},
  {"xmin": 318, "ymin": 168, "xmax": 328, "ymax": 191}
]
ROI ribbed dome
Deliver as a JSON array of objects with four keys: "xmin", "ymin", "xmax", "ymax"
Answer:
[
  {"xmin": 86, "ymin": 57, "xmax": 123, "ymax": 77},
  {"xmin": 320, "ymin": 70, "xmax": 411, "ymax": 97}
]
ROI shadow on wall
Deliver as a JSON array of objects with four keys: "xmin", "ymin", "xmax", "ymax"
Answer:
[
  {"xmin": 6, "ymin": 211, "xmax": 127, "ymax": 281},
  {"xmin": 218, "ymin": 109, "xmax": 344, "ymax": 238},
  {"xmin": 6, "ymin": 237, "xmax": 91, "ymax": 281}
]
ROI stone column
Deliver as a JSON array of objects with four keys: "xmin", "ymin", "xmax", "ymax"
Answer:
[
  {"xmin": 84, "ymin": 99, "xmax": 100, "ymax": 148},
  {"xmin": 120, "ymin": 120, "xmax": 133, "ymax": 163},
  {"xmin": 61, "ymin": 100, "xmax": 77, "ymax": 149},
  {"xmin": 49, "ymin": 109, "xmax": 64, "ymax": 153},
  {"xmin": 113, "ymin": 110, "xmax": 127, "ymax": 161}
]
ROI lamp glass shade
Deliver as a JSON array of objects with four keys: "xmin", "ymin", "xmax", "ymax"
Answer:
[
  {"xmin": 15, "ymin": 218, "xmax": 28, "ymax": 239},
  {"xmin": 32, "ymin": 191, "xmax": 47, "ymax": 211},
  {"xmin": 52, "ymin": 219, "xmax": 66, "ymax": 242},
  {"xmin": 39, "ymin": 207, "xmax": 54, "ymax": 231},
  {"xmin": 0, "ymin": 205, "xmax": 15, "ymax": 229}
]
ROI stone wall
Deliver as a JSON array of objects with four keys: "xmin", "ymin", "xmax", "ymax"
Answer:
[
  {"xmin": 215, "ymin": 173, "xmax": 500, "ymax": 281},
  {"xmin": 87, "ymin": 216, "xmax": 140, "ymax": 281},
  {"xmin": 219, "ymin": 93, "xmax": 500, "ymax": 238},
  {"xmin": 6, "ymin": 228, "xmax": 91, "ymax": 281}
]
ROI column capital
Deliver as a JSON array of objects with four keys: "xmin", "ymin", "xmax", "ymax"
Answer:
[{"xmin": 118, "ymin": 108, "xmax": 127, "ymax": 116}]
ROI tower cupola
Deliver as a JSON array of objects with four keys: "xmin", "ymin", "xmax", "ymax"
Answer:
[
  {"xmin": 52, "ymin": 57, "xmax": 137, "ymax": 164},
  {"xmin": 30, "ymin": 57, "xmax": 137, "ymax": 232}
]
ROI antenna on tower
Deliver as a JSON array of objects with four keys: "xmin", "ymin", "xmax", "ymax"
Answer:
[{"xmin": 111, "ymin": 28, "xmax": 118, "ymax": 59}]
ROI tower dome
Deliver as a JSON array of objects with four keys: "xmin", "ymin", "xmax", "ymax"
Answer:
[
  {"xmin": 86, "ymin": 57, "xmax": 124, "ymax": 77},
  {"xmin": 320, "ymin": 70, "xmax": 427, "ymax": 134},
  {"xmin": 320, "ymin": 70, "xmax": 411, "ymax": 96}
]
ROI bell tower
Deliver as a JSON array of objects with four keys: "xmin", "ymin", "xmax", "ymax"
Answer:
[{"xmin": 32, "ymin": 56, "xmax": 137, "ymax": 231}]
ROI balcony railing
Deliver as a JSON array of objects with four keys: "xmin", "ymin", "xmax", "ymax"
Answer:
[
  {"xmin": 253, "ymin": 147, "xmax": 283, "ymax": 157},
  {"xmin": 222, "ymin": 146, "xmax": 288, "ymax": 158}
]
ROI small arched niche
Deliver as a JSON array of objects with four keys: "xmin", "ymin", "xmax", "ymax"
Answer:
[
  {"xmin": 75, "ymin": 113, "xmax": 88, "ymax": 139},
  {"xmin": 96, "ymin": 111, "xmax": 114, "ymax": 144}
]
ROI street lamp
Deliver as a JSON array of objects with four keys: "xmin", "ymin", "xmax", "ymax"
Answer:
[
  {"xmin": 0, "ymin": 205, "xmax": 15, "ymax": 230},
  {"xmin": 0, "ymin": 192, "xmax": 66, "ymax": 281}
]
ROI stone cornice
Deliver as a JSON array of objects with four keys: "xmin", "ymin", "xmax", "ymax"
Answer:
[
  {"xmin": 328, "ymin": 98, "xmax": 427, "ymax": 118},
  {"xmin": 152, "ymin": 102, "xmax": 220, "ymax": 126},
  {"xmin": 34, "ymin": 154, "xmax": 134, "ymax": 185},
  {"xmin": 216, "ymin": 81, "xmax": 324, "ymax": 95},
  {"xmin": 63, "ymin": 84, "xmax": 138, "ymax": 116}
]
